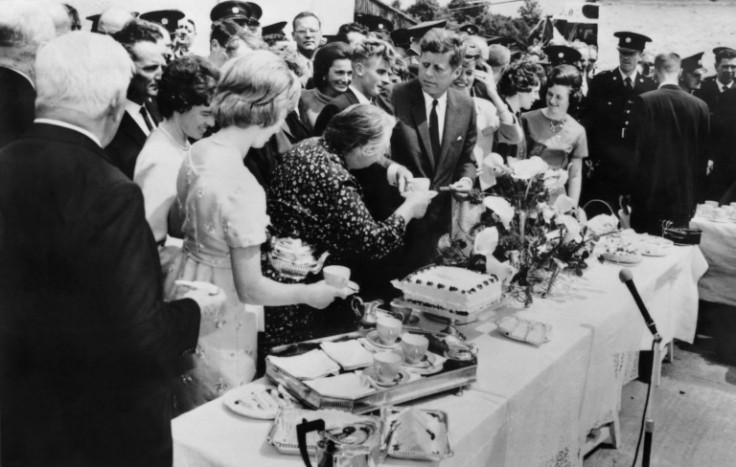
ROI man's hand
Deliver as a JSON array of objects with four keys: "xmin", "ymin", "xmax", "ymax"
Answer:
[{"xmin": 449, "ymin": 177, "xmax": 473, "ymax": 199}]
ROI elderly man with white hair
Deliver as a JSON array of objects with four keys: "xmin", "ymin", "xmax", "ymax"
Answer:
[
  {"xmin": 0, "ymin": 32, "xmax": 224, "ymax": 466},
  {"xmin": 0, "ymin": 0, "xmax": 56, "ymax": 148}
]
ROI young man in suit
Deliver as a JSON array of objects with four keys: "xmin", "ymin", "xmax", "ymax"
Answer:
[
  {"xmin": 106, "ymin": 19, "xmax": 166, "ymax": 179},
  {"xmin": 629, "ymin": 53, "xmax": 710, "ymax": 234},
  {"xmin": 0, "ymin": 32, "xmax": 224, "ymax": 466},
  {"xmin": 390, "ymin": 27, "xmax": 477, "ymax": 272}
]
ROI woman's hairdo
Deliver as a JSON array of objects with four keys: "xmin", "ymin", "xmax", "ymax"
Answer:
[
  {"xmin": 547, "ymin": 64, "xmax": 583, "ymax": 105},
  {"xmin": 498, "ymin": 60, "xmax": 541, "ymax": 97},
  {"xmin": 323, "ymin": 103, "xmax": 395, "ymax": 155},
  {"xmin": 212, "ymin": 50, "xmax": 300, "ymax": 129},
  {"xmin": 158, "ymin": 55, "xmax": 220, "ymax": 118},
  {"xmin": 313, "ymin": 42, "xmax": 352, "ymax": 91}
]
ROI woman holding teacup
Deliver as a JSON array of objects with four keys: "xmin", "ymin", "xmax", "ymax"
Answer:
[
  {"xmin": 163, "ymin": 51, "xmax": 348, "ymax": 414},
  {"xmin": 262, "ymin": 104, "xmax": 437, "ymax": 357}
]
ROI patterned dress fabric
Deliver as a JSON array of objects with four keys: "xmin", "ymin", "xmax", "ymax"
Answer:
[
  {"xmin": 263, "ymin": 137, "xmax": 406, "ymax": 349},
  {"xmin": 163, "ymin": 138, "xmax": 268, "ymax": 414}
]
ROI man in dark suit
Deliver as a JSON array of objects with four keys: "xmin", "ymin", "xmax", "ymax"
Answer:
[
  {"xmin": 390, "ymin": 28, "xmax": 477, "ymax": 272},
  {"xmin": 0, "ymin": 32, "xmax": 223, "ymax": 466},
  {"xmin": 582, "ymin": 31, "xmax": 657, "ymax": 216},
  {"xmin": 694, "ymin": 47, "xmax": 736, "ymax": 110},
  {"xmin": 629, "ymin": 53, "xmax": 710, "ymax": 235},
  {"xmin": 106, "ymin": 19, "xmax": 166, "ymax": 179},
  {"xmin": 0, "ymin": 2, "xmax": 56, "ymax": 148}
]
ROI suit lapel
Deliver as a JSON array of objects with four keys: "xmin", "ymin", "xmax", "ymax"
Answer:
[
  {"xmin": 409, "ymin": 81, "xmax": 435, "ymax": 171},
  {"xmin": 121, "ymin": 111, "xmax": 147, "ymax": 147}
]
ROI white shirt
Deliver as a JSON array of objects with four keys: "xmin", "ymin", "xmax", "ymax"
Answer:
[
  {"xmin": 618, "ymin": 68, "xmax": 638, "ymax": 86},
  {"xmin": 34, "ymin": 118, "xmax": 102, "ymax": 147},
  {"xmin": 422, "ymin": 90, "xmax": 447, "ymax": 145},
  {"xmin": 125, "ymin": 99, "xmax": 153, "ymax": 136},
  {"xmin": 349, "ymin": 85, "xmax": 371, "ymax": 104},
  {"xmin": 717, "ymin": 80, "xmax": 733, "ymax": 92}
]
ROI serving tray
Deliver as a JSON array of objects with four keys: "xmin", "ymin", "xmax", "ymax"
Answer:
[{"xmin": 265, "ymin": 331, "xmax": 477, "ymax": 414}]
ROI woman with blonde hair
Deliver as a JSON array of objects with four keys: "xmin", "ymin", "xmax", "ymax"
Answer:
[{"xmin": 163, "ymin": 51, "xmax": 347, "ymax": 414}]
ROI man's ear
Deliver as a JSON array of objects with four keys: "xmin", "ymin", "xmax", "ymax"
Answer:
[
  {"xmin": 353, "ymin": 62, "xmax": 364, "ymax": 77},
  {"xmin": 107, "ymin": 89, "xmax": 126, "ymax": 124}
]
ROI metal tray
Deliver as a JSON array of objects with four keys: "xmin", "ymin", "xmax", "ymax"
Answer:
[
  {"xmin": 266, "ymin": 331, "xmax": 477, "ymax": 414},
  {"xmin": 381, "ymin": 406, "xmax": 454, "ymax": 461}
]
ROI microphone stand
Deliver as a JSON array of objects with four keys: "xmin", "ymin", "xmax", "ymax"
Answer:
[{"xmin": 619, "ymin": 268, "xmax": 662, "ymax": 467}]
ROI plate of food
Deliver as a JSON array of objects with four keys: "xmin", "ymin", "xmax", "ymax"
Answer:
[{"xmin": 223, "ymin": 384, "xmax": 298, "ymax": 419}]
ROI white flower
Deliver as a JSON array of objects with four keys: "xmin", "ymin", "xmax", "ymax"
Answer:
[
  {"xmin": 479, "ymin": 153, "xmax": 508, "ymax": 189},
  {"xmin": 556, "ymin": 214, "xmax": 582, "ymax": 244},
  {"xmin": 553, "ymin": 195, "xmax": 577, "ymax": 215},
  {"xmin": 509, "ymin": 156, "xmax": 548, "ymax": 180},
  {"xmin": 543, "ymin": 168, "xmax": 569, "ymax": 192},
  {"xmin": 483, "ymin": 196, "xmax": 515, "ymax": 229},
  {"xmin": 473, "ymin": 227, "xmax": 499, "ymax": 255},
  {"xmin": 540, "ymin": 203, "xmax": 555, "ymax": 223}
]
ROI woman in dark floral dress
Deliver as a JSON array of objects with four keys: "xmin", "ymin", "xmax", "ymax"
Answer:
[{"xmin": 262, "ymin": 104, "xmax": 437, "ymax": 354}]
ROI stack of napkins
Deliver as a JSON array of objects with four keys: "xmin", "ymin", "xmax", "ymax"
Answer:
[
  {"xmin": 267, "ymin": 349, "xmax": 341, "ymax": 380},
  {"xmin": 321, "ymin": 340, "xmax": 374, "ymax": 371},
  {"xmin": 305, "ymin": 373, "xmax": 376, "ymax": 400}
]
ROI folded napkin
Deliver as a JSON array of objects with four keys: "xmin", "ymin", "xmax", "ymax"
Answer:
[
  {"xmin": 267, "ymin": 349, "xmax": 341, "ymax": 380},
  {"xmin": 496, "ymin": 316, "xmax": 551, "ymax": 346},
  {"xmin": 305, "ymin": 373, "xmax": 376, "ymax": 400},
  {"xmin": 321, "ymin": 340, "xmax": 374, "ymax": 371}
]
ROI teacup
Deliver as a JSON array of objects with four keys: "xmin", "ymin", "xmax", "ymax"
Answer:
[
  {"xmin": 376, "ymin": 316, "xmax": 402, "ymax": 345},
  {"xmin": 372, "ymin": 351, "xmax": 402, "ymax": 383},
  {"xmin": 401, "ymin": 333, "xmax": 429, "ymax": 364},
  {"xmin": 406, "ymin": 177, "xmax": 430, "ymax": 192},
  {"xmin": 323, "ymin": 265, "xmax": 350, "ymax": 288}
]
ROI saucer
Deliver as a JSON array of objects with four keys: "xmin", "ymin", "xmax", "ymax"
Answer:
[
  {"xmin": 366, "ymin": 330, "xmax": 401, "ymax": 350},
  {"xmin": 402, "ymin": 352, "xmax": 436, "ymax": 369},
  {"xmin": 363, "ymin": 366, "xmax": 410, "ymax": 388}
]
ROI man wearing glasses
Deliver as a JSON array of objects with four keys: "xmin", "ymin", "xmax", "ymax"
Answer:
[{"xmin": 292, "ymin": 11, "xmax": 323, "ymax": 87}]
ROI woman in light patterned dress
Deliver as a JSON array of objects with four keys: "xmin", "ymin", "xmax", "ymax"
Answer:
[{"xmin": 163, "ymin": 51, "xmax": 347, "ymax": 415}]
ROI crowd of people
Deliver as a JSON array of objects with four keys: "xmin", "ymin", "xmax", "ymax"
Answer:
[{"xmin": 0, "ymin": 0, "xmax": 728, "ymax": 465}]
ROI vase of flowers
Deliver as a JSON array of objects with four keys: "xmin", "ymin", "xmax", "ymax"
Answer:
[{"xmin": 438, "ymin": 154, "xmax": 616, "ymax": 306}]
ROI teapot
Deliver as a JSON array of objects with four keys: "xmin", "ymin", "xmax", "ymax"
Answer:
[{"xmin": 296, "ymin": 418, "xmax": 388, "ymax": 467}]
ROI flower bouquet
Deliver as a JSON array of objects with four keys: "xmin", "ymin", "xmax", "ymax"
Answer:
[{"xmin": 437, "ymin": 154, "xmax": 618, "ymax": 306}]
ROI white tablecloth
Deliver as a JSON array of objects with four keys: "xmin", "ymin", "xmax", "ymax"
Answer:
[
  {"xmin": 690, "ymin": 216, "xmax": 736, "ymax": 306},
  {"xmin": 172, "ymin": 246, "xmax": 707, "ymax": 467}
]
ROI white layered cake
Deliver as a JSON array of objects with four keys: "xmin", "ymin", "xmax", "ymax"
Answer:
[{"xmin": 392, "ymin": 265, "xmax": 502, "ymax": 316}]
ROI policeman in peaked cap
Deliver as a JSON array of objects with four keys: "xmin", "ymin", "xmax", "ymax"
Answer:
[
  {"xmin": 458, "ymin": 23, "xmax": 479, "ymax": 36},
  {"xmin": 543, "ymin": 45, "xmax": 582, "ymax": 68},
  {"xmin": 139, "ymin": 10, "xmax": 185, "ymax": 35},
  {"xmin": 580, "ymin": 31, "xmax": 656, "ymax": 216},
  {"xmin": 356, "ymin": 14, "xmax": 393, "ymax": 33},
  {"xmin": 261, "ymin": 21, "xmax": 287, "ymax": 37},
  {"xmin": 695, "ymin": 47, "xmax": 736, "ymax": 110},
  {"xmin": 680, "ymin": 52, "xmax": 707, "ymax": 94},
  {"xmin": 210, "ymin": 1, "xmax": 253, "ymax": 29}
]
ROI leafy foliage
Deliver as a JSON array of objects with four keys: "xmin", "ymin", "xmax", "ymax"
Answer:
[{"xmin": 405, "ymin": 0, "xmax": 440, "ymax": 22}]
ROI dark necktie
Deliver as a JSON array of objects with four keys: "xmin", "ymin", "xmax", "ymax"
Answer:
[
  {"xmin": 140, "ymin": 106, "xmax": 154, "ymax": 132},
  {"xmin": 624, "ymin": 76, "xmax": 633, "ymax": 91},
  {"xmin": 429, "ymin": 99, "xmax": 441, "ymax": 161}
]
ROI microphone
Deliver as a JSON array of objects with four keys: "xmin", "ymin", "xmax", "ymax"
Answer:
[{"xmin": 619, "ymin": 268, "xmax": 660, "ymax": 337}]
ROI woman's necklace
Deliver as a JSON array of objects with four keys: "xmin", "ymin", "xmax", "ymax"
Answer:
[
  {"xmin": 544, "ymin": 109, "xmax": 567, "ymax": 135},
  {"xmin": 159, "ymin": 124, "xmax": 190, "ymax": 151}
]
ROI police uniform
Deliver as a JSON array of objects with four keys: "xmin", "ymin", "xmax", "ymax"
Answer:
[
  {"xmin": 582, "ymin": 31, "xmax": 656, "ymax": 214},
  {"xmin": 680, "ymin": 52, "xmax": 706, "ymax": 95},
  {"xmin": 694, "ymin": 47, "xmax": 736, "ymax": 111}
]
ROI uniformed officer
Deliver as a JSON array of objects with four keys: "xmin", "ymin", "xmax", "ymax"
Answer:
[
  {"xmin": 544, "ymin": 45, "xmax": 582, "ymax": 68},
  {"xmin": 694, "ymin": 47, "xmax": 736, "ymax": 111},
  {"xmin": 680, "ymin": 52, "xmax": 707, "ymax": 94},
  {"xmin": 581, "ymin": 31, "xmax": 656, "ymax": 215}
]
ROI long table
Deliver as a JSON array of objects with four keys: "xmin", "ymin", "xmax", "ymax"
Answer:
[
  {"xmin": 690, "ymin": 216, "xmax": 736, "ymax": 306},
  {"xmin": 172, "ymin": 245, "xmax": 707, "ymax": 467}
]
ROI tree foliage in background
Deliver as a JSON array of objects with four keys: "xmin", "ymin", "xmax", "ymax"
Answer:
[
  {"xmin": 518, "ymin": 0, "xmax": 543, "ymax": 28},
  {"xmin": 447, "ymin": 0, "xmax": 488, "ymax": 24},
  {"xmin": 478, "ymin": 11, "xmax": 531, "ymax": 47},
  {"xmin": 405, "ymin": 0, "xmax": 440, "ymax": 22},
  {"xmin": 390, "ymin": 0, "xmax": 402, "ymax": 10}
]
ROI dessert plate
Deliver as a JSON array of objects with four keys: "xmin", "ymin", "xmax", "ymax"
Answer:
[
  {"xmin": 223, "ymin": 384, "xmax": 296, "ymax": 419},
  {"xmin": 601, "ymin": 252, "xmax": 642, "ymax": 264},
  {"xmin": 402, "ymin": 352, "xmax": 444, "ymax": 375},
  {"xmin": 365, "ymin": 330, "xmax": 402, "ymax": 350}
]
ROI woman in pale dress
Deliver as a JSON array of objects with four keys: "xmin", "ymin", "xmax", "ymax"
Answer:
[
  {"xmin": 134, "ymin": 56, "xmax": 218, "ymax": 266},
  {"xmin": 163, "ymin": 51, "xmax": 346, "ymax": 414}
]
